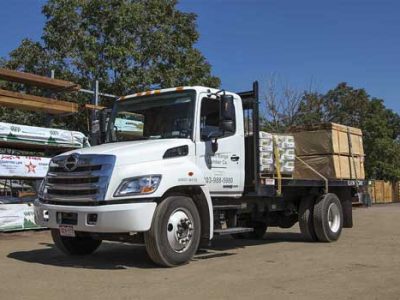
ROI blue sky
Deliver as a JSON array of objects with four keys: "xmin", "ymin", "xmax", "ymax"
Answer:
[{"xmin": 0, "ymin": 0, "xmax": 399, "ymax": 112}]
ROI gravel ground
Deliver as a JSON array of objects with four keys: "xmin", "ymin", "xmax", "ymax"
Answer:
[{"xmin": 1, "ymin": 203, "xmax": 399, "ymax": 300}]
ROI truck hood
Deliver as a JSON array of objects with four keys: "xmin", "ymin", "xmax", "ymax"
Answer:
[{"xmin": 61, "ymin": 139, "xmax": 193, "ymax": 166}]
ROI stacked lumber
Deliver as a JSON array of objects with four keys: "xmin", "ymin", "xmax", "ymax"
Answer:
[
  {"xmin": 0, "ymin": 89, "xmax": 104, "ymax": 114},
  {"xmin": 0, "ymin": 68, "xmax": 80, "ymax": 91},
  {"xmin": 290, "ymin": 123, "xmax": 365, "ymax": 180},
  {"xmin": 369, "ymin": 180, "xmax": 400, "ymax": 203},
  {"xmin": 0, "ymin": 89, "xmax": 77, "ymax": 114}
]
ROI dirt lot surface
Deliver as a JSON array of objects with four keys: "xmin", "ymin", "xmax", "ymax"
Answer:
[{"xmin": 1, "ymin": 204, "xmax": 400, "ymax": 300}]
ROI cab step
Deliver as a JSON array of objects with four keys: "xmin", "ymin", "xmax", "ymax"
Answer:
[{"xmin": 213, "ymin": 227, "xmax": 254, "ymax": 236}]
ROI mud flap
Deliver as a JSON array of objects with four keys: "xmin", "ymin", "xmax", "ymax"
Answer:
[{"xmin": 342, "ymin": 198, "xmax": 353, "ymax": 228}]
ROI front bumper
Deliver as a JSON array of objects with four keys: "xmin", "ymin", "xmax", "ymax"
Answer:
[{"xmin": 34, "ymin": 200, "xmax": 156, "ymax": 233}]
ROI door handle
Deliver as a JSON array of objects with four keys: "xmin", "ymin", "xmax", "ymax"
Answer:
[{"xmin": 231, "ymin": 155, "xmax": 240, "ymax": 162}]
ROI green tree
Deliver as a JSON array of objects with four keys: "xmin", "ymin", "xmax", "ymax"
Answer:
[
  {"xmin": 1, "ymin": 0, "xmax": 220, "ymax": 132},
  {"xmin": 41, "ymin": 0, "xmax": 219, "ymax": 95}
]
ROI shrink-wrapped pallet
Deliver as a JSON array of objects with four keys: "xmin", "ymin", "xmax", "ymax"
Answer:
[
  {"xmin": 259, "ymin": 132, "xmax": 273, "ymax": 152},
  {"xmin": 0, "ymin": 122, "xmax": 90, "ymax": 149},
  {"xmin": 291, "ymin": 123, "xmax": 364, "ymax": 156},
  {"xmin": 258, "ymin": 131, "xmax": 295, "ymax": 176},
  {"xmin": 294, "ymin": 155, "xmax": 365, "ymax": 180}
]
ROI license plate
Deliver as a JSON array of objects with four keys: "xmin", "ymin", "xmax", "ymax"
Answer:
[{"xmin": 59, "ymin": 225, "xmax": 75, "ymax": 237}]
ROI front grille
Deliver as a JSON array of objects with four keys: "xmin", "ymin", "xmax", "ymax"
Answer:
[
  {"xmin": 48, "ymin": 165, "xmax": 102, "ymax": 172},
  {"xmin": 48, "ymin": 188, "xmax": 98, "ymax": 196},
  {"xmin": 43, "ymin": 154, "xmax": 115, "ymax": 203},
  {"xmin": 47, "ymin": 177, "xmax": 99, "ymax": 184}
]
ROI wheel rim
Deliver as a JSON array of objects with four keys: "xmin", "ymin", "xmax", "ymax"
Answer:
[
  {"xmin": 166, "ymin": 208, "xmax": 194, "ymax": 253},
  {"xmin": 327, "ymin": 203, "xmax": 340, "ymax": 233}
]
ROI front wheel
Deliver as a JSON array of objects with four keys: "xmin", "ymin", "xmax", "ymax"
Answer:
[
  {"xmin": 144, "ymin": 196, "xmax": 201, "ymax": 267},
  {"xmin": 51, "ymin": 229, "xmax": 102, "ymax": 255}
]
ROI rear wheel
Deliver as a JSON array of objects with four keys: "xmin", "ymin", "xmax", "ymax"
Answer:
[
  {"xmin": 313, "ymin": 193, "xmax": 343, "ymax": 242},
  {"xmin": 144, "ymin": 196, "xmax": 201, "ymax": 267},
  {"xmin": 51, "ymin": 229, "xmax": 102, "ymax": 255},
  {"xmin": 298, "ymin": 196, "xmax": 318, "ymax": 242}
]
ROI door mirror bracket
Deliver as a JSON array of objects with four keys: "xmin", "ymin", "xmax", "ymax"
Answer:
[{"xmin": 211, "ymin": 138, "xmax": 218, "ymax": 153}]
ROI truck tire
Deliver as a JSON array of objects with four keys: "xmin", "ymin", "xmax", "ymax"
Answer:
[
  {"xmin": 313, "ymin": 193, "xmax": 343, "ymax": 242},
  {"xmin": 51, "ymin": 229, "xmax": 102, "ymax": 255},
  {"xmin": 298, "ymin": 196, "xmax": 318, "ymax": 242},
  {"xmin": 144, "ymin": 196, "xmax": 201, "ymax": 267}
]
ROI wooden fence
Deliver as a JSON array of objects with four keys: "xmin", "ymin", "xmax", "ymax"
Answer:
[{"xmin": 369, "ymin": 180, "xmax": 400, "ymax": 203}]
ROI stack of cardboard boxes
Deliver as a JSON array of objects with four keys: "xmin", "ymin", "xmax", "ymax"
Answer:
[{"xmin": 291, "ymin": 123, "xmax": 365, "ymax": 180}]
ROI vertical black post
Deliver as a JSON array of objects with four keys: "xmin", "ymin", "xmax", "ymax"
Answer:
[
  {"xmin": 91, "ymin": 80, "xmax": 99, "ymax": 123},
  {"xmin": 90, "ymin": 80, "xmax": 100, "ymax": 145},
  {"xmin": 252, "ymin": 81, "xmax": 260, "ymax": 194},
  {"xmin": 44, "ymin": 70, "xmax": 56, "ymax": 127}
]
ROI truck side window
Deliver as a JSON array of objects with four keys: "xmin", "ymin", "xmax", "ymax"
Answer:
[{"xmin": 200, "ymin": 98, "xmax": 235, "ymax": 140}]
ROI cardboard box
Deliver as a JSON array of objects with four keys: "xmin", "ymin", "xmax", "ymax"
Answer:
[
  {"xmin": 291, "ymin": 123, "xmax": 364, "ymax": 156},
  {"xmin": 294, "ymin": 155, "xmax": 365, "ymax": 180}
]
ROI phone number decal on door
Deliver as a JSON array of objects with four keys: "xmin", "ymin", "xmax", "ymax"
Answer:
[{"xmin": 205, "ymin": 177, "xmax": 234, "ymax": 184}]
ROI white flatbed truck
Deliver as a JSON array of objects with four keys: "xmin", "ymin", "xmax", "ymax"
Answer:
[{"xmin": 34, "ymin": 82, "xmax": 366, "ymax": 266}]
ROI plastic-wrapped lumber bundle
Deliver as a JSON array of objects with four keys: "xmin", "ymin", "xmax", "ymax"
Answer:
[
  {"xmin": 0, "ymin": 122, "xmax": 90, "ymax": 150},
  {"xmin": 293, "ymin": 155, "xmax": 365, "ymax": 180},
  {"xmin": 291, "ymin": 123, "xmax": 363, "ymax": 156},
  {"xmin": 290, "ymin": 123, "xmax": 365, "ymax": 180}
]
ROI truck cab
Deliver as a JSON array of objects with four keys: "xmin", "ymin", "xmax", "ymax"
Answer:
[{"xmin": 34, "ymin": 82, "xmax": 358, "ymax": 266}]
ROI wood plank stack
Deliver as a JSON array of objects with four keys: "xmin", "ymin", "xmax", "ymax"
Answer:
[
  {"xmin": 369, "ymin": 180, "xmax": 397, "ymax": 203},
  {"xmin": 290, "ymin": 123, "xmax": 365, "ymax": 180},
  {"xmin": 0, "ymin": 68, "xmax": 80, "ymax": 91}
]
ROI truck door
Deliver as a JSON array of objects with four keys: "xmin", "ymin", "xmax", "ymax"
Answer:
[{"xmin": 195, "ymin": 93, "xmax": 244, "ymax": 196}]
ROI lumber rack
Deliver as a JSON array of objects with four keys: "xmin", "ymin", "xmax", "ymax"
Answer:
[{"xmin": 0, "ymin": 68, "xmax": 117, "ymax": 210}]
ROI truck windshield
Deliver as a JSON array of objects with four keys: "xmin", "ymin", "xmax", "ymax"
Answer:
[{"xmin": 107, "ymin": 91, "xmax": 195, "ymax": 142}]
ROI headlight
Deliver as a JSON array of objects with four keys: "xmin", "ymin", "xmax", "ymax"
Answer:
[{"xmin": 114, "ymin": 175, "xmax": 162, "ymax": 197}]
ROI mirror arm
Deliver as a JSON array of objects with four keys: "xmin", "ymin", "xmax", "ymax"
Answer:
[{"xmin": 211, "ymin": 137, "xmax": 219, "ymax": 153}]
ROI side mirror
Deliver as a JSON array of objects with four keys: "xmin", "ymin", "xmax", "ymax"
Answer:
[{"xmin": 220, "ymin": 94, "xmax": 235, "ymax": 133}]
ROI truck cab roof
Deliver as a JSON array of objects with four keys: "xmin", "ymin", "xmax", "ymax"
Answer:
[{"xmin": 118, "ymin": 86, "xmax": 231, "ymax": 102}]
